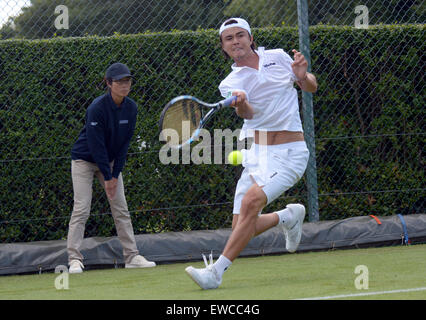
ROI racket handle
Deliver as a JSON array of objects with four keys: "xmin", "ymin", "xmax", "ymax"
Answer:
[{"xmin": 220, "ymin": 96, "xmax": 238, "ymax": 108}]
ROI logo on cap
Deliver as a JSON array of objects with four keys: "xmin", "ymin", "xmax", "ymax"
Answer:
[{"xmin": 219, "ymin": 18, "xmax": 251, "ymax": 35}]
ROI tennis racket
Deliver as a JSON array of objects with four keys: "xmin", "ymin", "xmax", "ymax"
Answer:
[{"xmin": 159, "ymin": 95, "xmax": 237, "ymax": 149}]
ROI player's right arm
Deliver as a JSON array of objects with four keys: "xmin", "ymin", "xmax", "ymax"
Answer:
[
  {"xmin": 219, "ymin": 78, "xmax": 254, "ymax": 120},
  {"xmin": 231, "ymin": 90, "xmax": 254, "ymax": 119}
]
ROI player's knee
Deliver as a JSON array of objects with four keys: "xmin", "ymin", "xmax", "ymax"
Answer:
[{"xmin": 241, "ymin": 189, "xmax": 266, "ymax": 214}]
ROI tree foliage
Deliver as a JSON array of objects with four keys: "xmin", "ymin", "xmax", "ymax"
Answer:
[{"xmin": 1, "ymin": 0, "xmax": 424, "ymax": 40}]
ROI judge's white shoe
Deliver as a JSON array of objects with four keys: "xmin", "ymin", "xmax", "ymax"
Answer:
[
  {"xmin": 125, "ymin": 255, "xmax": 156, "ymax": 268},
  {"xmin": 69, "ymin": 259, "xmax": 84, "ymax": 274}
]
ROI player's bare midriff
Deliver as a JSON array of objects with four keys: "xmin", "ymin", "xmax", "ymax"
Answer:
[{"xmin": 254, "ymin": 130, "xmax": 304, "ymax": 145}]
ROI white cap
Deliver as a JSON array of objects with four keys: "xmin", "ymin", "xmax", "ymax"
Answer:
[{"xmin": 219, "ymin": 18, "xmax": 251, "ymax": 36}]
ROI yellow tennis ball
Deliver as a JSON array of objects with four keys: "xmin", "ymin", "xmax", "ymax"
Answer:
[{"xmin": 228, "ymin": 150, "xmax": 243, "ymax": 166}]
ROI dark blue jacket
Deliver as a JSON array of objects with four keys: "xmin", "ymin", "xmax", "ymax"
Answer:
[{"xmin": 71, "ymin": 92, "xmax": 137, "ymax": 180}]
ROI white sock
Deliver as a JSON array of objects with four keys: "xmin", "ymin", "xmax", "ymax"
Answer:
[
  {"xmin": 213, "ymin": 255, "xmax": 232, "ymax": 278},
  {"xmin": 276, "ymin": 208, "xmax": 293, "ymax": 228}
]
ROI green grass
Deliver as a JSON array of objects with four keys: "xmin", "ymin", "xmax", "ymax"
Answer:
[{"xmin": 1, "ymin": 244, "xmax": 425, "ymax": 300}]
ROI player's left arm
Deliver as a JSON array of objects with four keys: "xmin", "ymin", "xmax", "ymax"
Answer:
[{"xmin": 291, "ymin": 49, "xmax": 318, "ymax": 93}]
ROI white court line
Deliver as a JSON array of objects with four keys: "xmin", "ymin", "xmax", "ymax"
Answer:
[{"xmin": 296, "ymin": 287, "xmax": 426, "ymax": 300}]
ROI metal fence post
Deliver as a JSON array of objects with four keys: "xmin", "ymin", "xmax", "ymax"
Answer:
[{"xmin": 297, "ymin": 0, "xmax": 319, "ymax": 222}]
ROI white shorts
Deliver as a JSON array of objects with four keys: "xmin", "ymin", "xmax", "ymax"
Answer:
[{"xmin": 233, "ymin": 141, "xmax": 309, "ymax": 214}]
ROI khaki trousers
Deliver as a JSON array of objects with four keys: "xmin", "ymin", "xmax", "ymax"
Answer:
[{"xmin": 67, "ymin": 160, "xmax": 139, "ymax": 264}]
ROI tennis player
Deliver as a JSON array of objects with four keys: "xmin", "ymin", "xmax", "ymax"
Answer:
[
  {"xmin": 67, "ymin": 62, "xmax": 155, "ymax": 273},
  {"xmin": 186, "ymin": 18, "xmax": 317, "ymax": 289}
]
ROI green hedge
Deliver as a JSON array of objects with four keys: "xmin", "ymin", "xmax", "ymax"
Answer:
[{"xmin": 0, "ymin": 25, "xmax": 424, "ymax": 242}]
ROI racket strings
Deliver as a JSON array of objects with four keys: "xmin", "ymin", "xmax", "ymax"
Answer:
[{"xmin": 161, "ymin": 100, "xmax": 202, "ymax": 145}]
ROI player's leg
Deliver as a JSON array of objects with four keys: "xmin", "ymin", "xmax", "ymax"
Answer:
[
  {"xmin": 259, "ymin": 143, "xmax": 309, "ymax": 252},
  {"xmin": 185, "ymin": 143, "xmax": 309, "ymax": 289},
  {"xmin": 67, "ymin": 160, "xmax": 95, "ymax": 273},
  {"xmin": 216, "ymin": 143, "xmax": 309, "ymax": 278},
  {"xmin": 185, "ymin": 182, "xmax": 266, "ymax": 289},
  {"xmin": 232, "ymin": 203, "xmax": 305, "ymax": 243},
  {"xmin": 216, "ymin": 192, "xmax": 304, "ymax": 278},
  {"xmin": 222, "ymin": 183, "xmax": 266, "ymax": 261},
  {"xmin": 232, "ymin": 212, "xmax": 279, "ymax": 236}
]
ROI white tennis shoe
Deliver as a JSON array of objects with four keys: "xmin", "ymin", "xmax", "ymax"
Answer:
[
  {"xmin": 282, "ymin": 204, "xmax": 305, "ymax": 253},
  {"xmin": 69, "ymin": 259, "xmax": 84, "ymax": 274},
  {"xmin": 185, "ymin": 253, "xmax": 222, "ymax": 290},
  {"xmin": 125, "ymin": 255, "xmax": 156, "ymax": 268}
]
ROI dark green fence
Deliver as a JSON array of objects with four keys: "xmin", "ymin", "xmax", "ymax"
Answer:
[{"xmin": 1, "ymin": 24, "xmax": 424, "ymax": 242}]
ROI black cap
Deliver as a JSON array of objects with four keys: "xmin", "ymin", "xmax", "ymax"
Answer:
[{"xmin": 105, "ymin": 62, "xmax": 132, "ymax": 80}]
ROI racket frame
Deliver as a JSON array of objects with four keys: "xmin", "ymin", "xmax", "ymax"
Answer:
[{"xmin": 159, "ymin": 95, "xmax": 236, "ymax": 149}]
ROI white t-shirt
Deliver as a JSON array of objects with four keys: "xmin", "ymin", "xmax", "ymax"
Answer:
[{"xmin": 219, "ymin": 47, "xmax": 303, "ymax": 139}]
